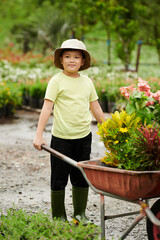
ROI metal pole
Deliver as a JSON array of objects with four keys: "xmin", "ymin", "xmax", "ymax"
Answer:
[
  {"xmin": 120, "ymin": 212, "xmax": 145, "ymax": 240},
  {"xmin": 100, "ymin": 194, "xmax": 105, "ymax": 240},
  {"xmin": 42, "ymin": 144, "xmax": 78, "ymax": 168},
  {"xmin": 135, "ymin": 39, "xmax": 142, "ymax": 72}
]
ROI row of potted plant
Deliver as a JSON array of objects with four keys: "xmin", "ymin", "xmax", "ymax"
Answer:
[
  {"xmin": 1, "ymin": 75, "xmax": 160, "ymax": 118},
  {"xmin": 0, "ymin": 80, "xmax": 48, "ymax": 118},
  {"xmin": 20, "ymin": 80, "xmax": 47, "ymax": 109},
  {"xmin": 0, "ymin": 54, "xmax": 160, "ymax": 117}
]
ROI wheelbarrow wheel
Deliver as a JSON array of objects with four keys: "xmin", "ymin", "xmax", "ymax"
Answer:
[{"xmin": 147, "ymin": 199, "xmax": 160, "ymax": 240}]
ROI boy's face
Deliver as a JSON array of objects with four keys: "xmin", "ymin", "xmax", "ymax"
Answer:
[{"xmin": 60, "ymin": 50, "xmax": 85, "ymax": 77}]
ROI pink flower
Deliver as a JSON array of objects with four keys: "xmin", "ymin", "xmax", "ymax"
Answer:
[
  {"xmin": 153, "ymin": 90, "xmax": 160, "ymax": 103},
  {"xmin": 138, "ymin": 78, "xmax": 150, "ymax": 87},
  {"xmin": 146, "ymin": 101, "xmax": 155, "ymax": 107},
  {"xmin": 120, "ymin": 86, "xmax": 136, "ymax": 100},
  {"xmin": 138, "ymin": 77, "xmax": 151, "ymax": 96}
]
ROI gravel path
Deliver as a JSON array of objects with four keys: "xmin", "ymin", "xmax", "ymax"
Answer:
[{"xmin": 0, "ymin": 110, "xmax": 157, "ymax": 239}]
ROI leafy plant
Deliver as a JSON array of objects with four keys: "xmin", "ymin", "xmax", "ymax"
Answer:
[
  {"xmin": 131, "ymin": 123, "xmax": 160, "ymax": 170},
  {"xmin": 0, "ymin": 208, "xmax": 101, "ymax": 240},
  {"xmin": 28, "ymin": 81, "xmax": 47, "ymax": 99},
  {"xmin": 98, "ymin": 110, "xmax": 141, "ymax": 167},
  {"xmin": 126, "ymin": 90, "xmax": 155, "ymax": 124},
  {"xmin": 98, "ymin": 78, "xmax": 160, "ymax": 171},
  {"xmin": 0, "ymin": 81, "xmax": 22, "ymax": 117},
  {"xmin": 120, "ymin": 78, "xmax": 160, "ymax": 124}
]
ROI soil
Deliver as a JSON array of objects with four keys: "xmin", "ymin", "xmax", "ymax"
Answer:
[{"xmin": 0, "ymin": 109, "xmax": 157, "ymax": 239}]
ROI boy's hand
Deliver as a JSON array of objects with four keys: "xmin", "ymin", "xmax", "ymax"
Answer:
[{"xmin": 33, "ymin": 136, "xmax": 47, "ymax": 150}]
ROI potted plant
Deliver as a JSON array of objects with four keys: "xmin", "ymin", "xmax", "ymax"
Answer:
[
  {"xmin": 28, "ymin": 80, "xmax": 47, "ymax": 108},
  {"xmin": 0, "ymin": 82, "xmax": 22, "ymax": 118},
  {"xmin": 97, "ymin": 78, "xmax": 160, "ymax": 171}
]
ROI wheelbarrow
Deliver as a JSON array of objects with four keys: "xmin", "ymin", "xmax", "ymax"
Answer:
[{"xmin": 42, "ymin": 144, "xmax": 160, "ymax": 240}]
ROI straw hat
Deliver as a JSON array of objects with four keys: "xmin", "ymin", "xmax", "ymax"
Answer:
[{"xmin": 54, "ymin": 39, "xmax": 91, "ymax": 71}]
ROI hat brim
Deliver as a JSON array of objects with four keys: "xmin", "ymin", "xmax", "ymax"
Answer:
[{"xmin": 54, "ymin": 48, "xmax": 91, "ymax": 71}]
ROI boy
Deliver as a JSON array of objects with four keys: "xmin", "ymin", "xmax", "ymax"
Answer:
[{"xmin": 33, "ymin": 39, "xmax": 105, "ymax": 224}]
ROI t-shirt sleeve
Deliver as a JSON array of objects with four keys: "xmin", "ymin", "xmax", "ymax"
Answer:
[
  {"xmin": 89, "ymin": 79, "xmax": 98, "ymax": 102},
  {"xmin": 44, "ymin": 77, "xmax": 59, "ymax": 102}
]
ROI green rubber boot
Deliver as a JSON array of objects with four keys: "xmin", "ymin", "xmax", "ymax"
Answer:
[
  {"xmin": 51, "ymin": 190, "xmax": 67, "ymax": 221},
  {"xmin": 72, "ymin": 186, "xmax": 91, "ymax": 225}
]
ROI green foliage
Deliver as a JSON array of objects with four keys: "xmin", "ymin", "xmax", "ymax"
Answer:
[
  {"xmin": 20, "ymin": 81, "xmax": 47, "ymax": 108},
  {"xmin": 138, "ymin": 0, "xmax": 160, "ymax": 61},
  {"xmin": 121, "ymin": 79, "xmax": 160, "ymax": 124},
  {"xmin": 1, "ymin": 0, "xmax": 160, "ymax": 67},
  {"xmin": 131, "ymin": 124, "xmax": 160, "ymax": 170},
  {"xmin": 114, "ymin": 1, "xmax": 139, "ymax": 70},
  {"xmin": 0, "ymin": 82, "xmax": 22, "ymax": 117},
  {"xmin": 126, "ymin": 91, "xmax": 155, "ymax": 124},
  {"xmin": 55, "ymin": 0, "xmax": 98, "ymax": 39},
  {"xmin": 0, "ymin": 208, "xmax": 101, "ymax": 240},
  {"xmin": 28, "ymin": 81, "xmax": 47, "ymax": 99},
  {"xmin": 28, "ymin": 2, "xmax": 72, "ymax": 52},
  {"xmin": 98, "ymin": 78, "xmax": 160, "ymax": 171},
  {"xmin": 98, "ymin": 110, "xmax": 160, "ymax": 171},
  {"xmin": 0, "ymin": 0, "xmax": 38, "ymax": 43},
  {"xmin": 98, "ymin": 110, "xmax": 141, "ymax": 168}
]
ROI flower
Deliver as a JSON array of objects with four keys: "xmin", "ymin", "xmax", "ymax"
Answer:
[
  {"xmin": 153, "ymin": 90, "xmax": 160, "ymax": 103},
  {"xmin": 119, "ymin": 127, "xmax": 128, "ymax": 133},
  {"xmin": 98, "ymin": 78, "xmax": 160, "ymax": 171},
  {"xmin": 120, "ymin": 85, "xmax": 136, "ymax": 100},
  {"xmin": 138, "ymin": 77, "xmax": 151, "ymax": 96},
  {"xmin": 120, "ymin": 78, "xmax": 160, "ymax": 125}
]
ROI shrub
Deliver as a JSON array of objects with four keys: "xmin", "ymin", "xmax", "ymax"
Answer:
[
  {"xmin": 98, "ymin": 78, "xmax": 160, "ymax": 170},
  {"xmin": 28, "ymin": 81, "xmax": 47, "ymax": 99},
  {"xmin": 0, "ymin": 82, "xmax": 22, "ymax": 117},
  {"xmin": 0, "ymin": 208, "xmax": 101, "ymax": 240}
]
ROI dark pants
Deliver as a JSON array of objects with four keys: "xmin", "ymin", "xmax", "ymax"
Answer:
[{"xmin": 50, "ymin": 133, "xmax": 92, "ymax": 191}]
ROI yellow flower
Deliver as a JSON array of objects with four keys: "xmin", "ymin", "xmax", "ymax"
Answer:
[
  {"xmin": 119, "ymin": 127, "xmax": 128, "ymax": 133},
  {"xmin": 114, "ymin": 140, "xmax": 119, "ymax": 145},
  {"xmin": 125, "ymin": 139, "xmax": 129, "ymax": 142}
]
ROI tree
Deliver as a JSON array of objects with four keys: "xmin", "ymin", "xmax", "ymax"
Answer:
[
  {"xmin": 0, "ymin": 0, "xmax": 37, "ymax": 44},
  {"xmin": 0, "ymin": 0, "xmax": 71, "ymax": 53},
  {"xmin": 55, "ymin": 0, "xmax": 98, "ymax": 40},
  {"xmin": 139, "ymin": 0, "xmax": 160, "ymax": 63},
  {"xmin": 28, "ymin": 2, "xmax": 71, "ymax": 52},
  {"xmin": 113, "ymin": 0, "xmax": 140, "ymax": 71},
  {"xmin": 92, "ymin": 0, "xmax": 119, "ymax": 65}
]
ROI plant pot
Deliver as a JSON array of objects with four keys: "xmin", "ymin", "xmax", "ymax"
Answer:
[
  {"xmin": 99, "ymin": 100, "xmax": 108, "ymax": 112},
  {"xmin": 5, "ymin": 105, "xmax": 14, "ymax": 117},
  {"xmin": 0, "ymin": 107, "xmax": 6, "ymax": 118},
  {"xmin": 22, "ymin": 94, "xmax": 30, "ymax": 106},
  {"xmin": 29, "ymin": 97, "xmax": 44, "ymax": 109},
  {"xmin": 108, "ymin": 101, "xmax": 116, "ymax": 113}
]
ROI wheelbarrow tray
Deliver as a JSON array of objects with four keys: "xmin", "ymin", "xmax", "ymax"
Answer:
[{"xmin": 77, "ymin": 160, "xmax": 160, "ymax": 201}]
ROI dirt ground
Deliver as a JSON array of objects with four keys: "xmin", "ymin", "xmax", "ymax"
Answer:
[{"xmin": 0, "ymin": 109, "xmax": 156, "ymax": 239}]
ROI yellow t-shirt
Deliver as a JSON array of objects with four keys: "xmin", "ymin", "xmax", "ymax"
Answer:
[{"xmin": 45, "ymin": 72, "xmax": 98, "ymax": 139}]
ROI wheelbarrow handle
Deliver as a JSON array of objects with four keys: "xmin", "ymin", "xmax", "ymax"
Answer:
[{"xmin": 41, "ymin": 144, "xmax": 78, "ymax": 168}]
